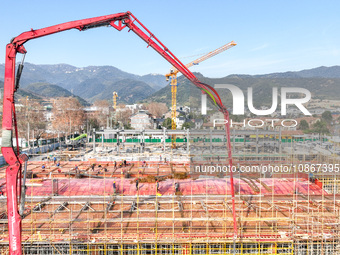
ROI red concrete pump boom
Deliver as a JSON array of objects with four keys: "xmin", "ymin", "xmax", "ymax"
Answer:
[{"xmin": 2, "ymin": 11, "xmax": 236, "ymax": 254}]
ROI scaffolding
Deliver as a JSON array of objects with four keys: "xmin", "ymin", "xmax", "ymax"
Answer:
[{"xmin": 0, "ymin": 131, "xmax": 340, "ymax": 254}]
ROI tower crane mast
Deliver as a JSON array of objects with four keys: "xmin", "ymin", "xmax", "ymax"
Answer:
[{"xmin": 113, "ymin": 91, "xmax": 118, "ymax": 110}]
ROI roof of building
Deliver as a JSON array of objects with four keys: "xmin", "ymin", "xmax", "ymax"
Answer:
[{"xmin": 131, "ymin": 110, "xmax": 152, "ymax": 118}]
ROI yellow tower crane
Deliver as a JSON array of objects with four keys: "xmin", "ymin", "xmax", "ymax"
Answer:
[
  {"xmin": 113, "ymin": 91, "xmax": 118, "ymax": 110},
  {"xmin": 165, "ymin": 41, "xmax": 236, "ymax": 146}
]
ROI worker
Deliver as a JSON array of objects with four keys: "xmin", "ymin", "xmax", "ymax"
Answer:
[
  {"xmin": 56, "ymin": 162, "xmax": 60, "ymax": 167},
  {"xmin": 156, "ymin": 180, "xmax": 159, "ymax": 192},
  {"xmin": 114, "ymin": 161, "xmax": 117, "ymax": 169},
  {"xmin": 104, "ymin": 167, "xmax": 108, "ymax": 172},
  {"xmin": 42, "ymin": 164, "xmax": 46, "ymax": 170},
  {"xmin": 124, "ymin": 159, "xmax": 127, "ymax": 167},
  {"xmin": 136, "ymin": 179, "xmax": 139, "ymax": 191},
  {"xmin": 53, "ymin": 156, "xmax": 57, "ymax": 164},
  {"xmin": 175, "ymin": 182, "xmax": 179, "ymax": 193},
  {"xmin": 159, "ymin": 155, "xmax": 162, "ymax": 162},
  {"xmin": 113, "ymin": 181, "xmax": 116, "ymax": 194},
  {"xmin": 91, "ymin": 164, "xmax": 95, "ymax": 171}
]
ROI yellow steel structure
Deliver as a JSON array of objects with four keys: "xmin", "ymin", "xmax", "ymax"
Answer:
[
  {"xmin": 165, "ymin": 41, "xmax": 236, "ymax": 147},
  {"xmin": 113, "ymin": 91, "xmax": 118, "ymax": 110}
]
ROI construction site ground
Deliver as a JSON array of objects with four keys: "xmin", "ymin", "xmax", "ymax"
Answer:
[{"xmin": 0, "ymin": 146, "xmax": 340, "ymax": 254}]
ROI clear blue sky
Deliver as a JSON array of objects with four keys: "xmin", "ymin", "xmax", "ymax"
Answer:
[{"xmin": 0, "ymin": 0, "xmax": 339, "ymax": 77}]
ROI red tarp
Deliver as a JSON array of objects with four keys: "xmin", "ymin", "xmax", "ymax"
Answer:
[{"xmin": 0, "ymin": 178, "xmax": 327, "ymax": 196}]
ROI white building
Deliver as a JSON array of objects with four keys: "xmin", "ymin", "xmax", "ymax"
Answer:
[
  {"xmin": 175, "ymin": 116, "xmax": 186, "ymax": 129},
  {"xmin": 125, "ymin": 104, "xmax": 143, "ymax": 114},
  {"xmin": 130, "ymin": 110, "xmax": 154, "ymax": 129}
]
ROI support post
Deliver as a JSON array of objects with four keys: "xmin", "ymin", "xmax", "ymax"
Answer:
[
  {"xmin": 279, "ymin": 128, "xmax": 282, "ymax": 154},
  {"xmin": 186, "ymin": 128, "xmax": 189, "ymax": 153},
  {"xmin": 33, "ymin": 130, "xmax": 35, "ymax": 151},
  {"xmin": 163, "ymin": 128, "xmax": 166, "ymax": 152},
  {"xmin": 93, "ymin": 129, "xmax": 96, "ymax": 153},
  {"xmin": 256, "ymin": 129, "xmax": 259, "ymax": 154},
  {"xmin": 117, "ymin": 131, "xmax": 120, "ymax": 155},
  {"xmin": 210, "ymin": 129, "xmax": 212, "ymax": 153},
  {"xmin": 27, "ymin": 122, "xmax": 30, "ymax": 150},
  {"xmin": 141, "ymin": 130, "xmax": 145, "ymax": 153}
]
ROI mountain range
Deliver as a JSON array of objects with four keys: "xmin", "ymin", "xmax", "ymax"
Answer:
[
  {"xmin": 0, "ymin": 64, "xmax": 339, "ymax": 107},
  {"xmin": 0, "ymin": 63, "xmax": 168, "ymax": 104},
  {"xmin": 254, "ymin": 66, "xmax": 340, "ymax": 79},
  {"xmin": 147, "ymin": 66, "xmax": 340, "ymax": 108},
  {"xmin": 25, "ymin": 82, "xmax": 89, "ymax": 105}
]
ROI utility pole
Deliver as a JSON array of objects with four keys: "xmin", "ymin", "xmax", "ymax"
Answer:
[
  {"xmin": 93, "ymin": 128, "xmax": 96, "ymax": 152},
  {"xmin": 186, "ymin": 128, "xmax": 190, "ymax": 153},
  {"xmin": 32, "ymin": 129, "xmax": 35, "ymax": 151},
  {"xmin": 163, "ymin": 127, "xmax": 166, "ymax": 152},
  {"xmin": 69, "ymin": 118, "xmax": 71, "ymax": 142},
  {"xmin": 27, "ymin": 122, "xmax": 30, "ymax": 150}
]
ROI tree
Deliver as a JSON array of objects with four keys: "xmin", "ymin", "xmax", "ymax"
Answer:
[
  {"xmin": 321, "ymin": 111, "xmax": 333, "ymax": 123},
  {"xmin": 92, "ymin": 100, "xmax": 111, "ymax": 128},
  {"xmin": 312, "ymin": 120, "xmax": 329, "ymax": 135},
  {"xmin": 116, "ymin": 106, "xmax": 132, "ymax": 128},
  {"xmin": 94, "ymin": 100, "xmax": 110, "ymax": 109},
  {"xmin": 182, "ymin": 122, "xmax": 193, "ymax": 129},
  {"xmin": 162, "ymin": 117, "xmax": 172, "ymax": 129},
  {"xmin": 52, "ymin": 97, "xmax": 85, "ymax": 134},
  {"xmin": 123, "ymin": 122, "xmax": 132, "ymax": 130},
  {"xmin": 87, "ymin": 118, "xmax": 100, "ymax": 130},
  {"xmin": 144, "ymin": 102, "xmax": 168, "ymax": 118},
  {"xmin": 16, "ymin": 98, "xmax": 47, "ymax": 147},
  {"xmin": 299, "ymin": 119, "xmax": 309, "ymax": 130},
  {"xmin": 188, "ymin": 96, "xmax": 199, "ymax": 107}
]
